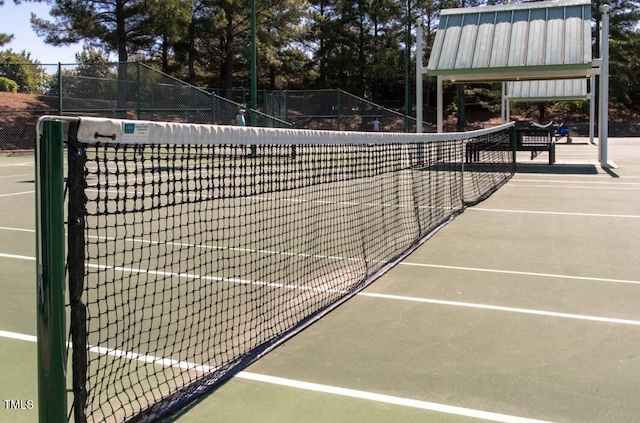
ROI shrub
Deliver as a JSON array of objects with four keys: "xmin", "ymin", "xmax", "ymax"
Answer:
[{"xmin": 0, "ymin": 76, "xmax": 18, "ymax": 93}]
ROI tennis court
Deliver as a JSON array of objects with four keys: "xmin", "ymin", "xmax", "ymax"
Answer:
[{"xmin": 2, "ymin": 135, "xmax": 640, "ymax": 423}]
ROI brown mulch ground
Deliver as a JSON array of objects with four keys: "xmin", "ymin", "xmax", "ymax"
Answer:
[
  {"xmin": 0, "ymin": 92, "xmax": 55, "ymax": 109},
  {"xmin": 0, "ymin": 92, "xmax": 60, "ymax": 150}
]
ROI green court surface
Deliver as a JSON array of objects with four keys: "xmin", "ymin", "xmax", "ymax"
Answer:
[{"xmin": 2, "ymin": 138, "xmax": 640, "ymax": 422}]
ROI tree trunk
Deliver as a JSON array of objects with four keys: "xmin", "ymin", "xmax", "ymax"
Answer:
[
  {"xmin": 538, "ymin": 103, "xmax": 546, "ymax": 123},
  {"xmin": 457, "ymin": 84, "xmax": 466, "ymax": 131},
  {"xmin": 116, "ymin": 0, "xmax": 129, "ymax": 118},
  {"xmin": 223, "ymin": 14, "xmax": 234, "ymax": 101}
]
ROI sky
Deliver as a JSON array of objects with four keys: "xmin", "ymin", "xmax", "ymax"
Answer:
[{"xmin": 1, "ymin": 1, "xmax": 83, "ymax": 64}]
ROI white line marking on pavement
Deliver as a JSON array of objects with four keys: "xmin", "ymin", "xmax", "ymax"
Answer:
[
  {"xmin": 358, "ymin": 292, "xmax": 640, "ymax": 326},
  {"xmin": 470, "ymin": 208, "xmax": 640, "ymax": 219},
  {"xmin": 399, "ymin": 262, "xmax": 640, "ymax": 286},
  {"xmin": 0, "ymin": 191, "xmax": 34, "ymax": 198},
  {"xmin": 0, "ymin": 330, "xmax": 552, "ymax": 423}
]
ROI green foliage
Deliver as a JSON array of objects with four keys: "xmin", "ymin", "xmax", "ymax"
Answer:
[
  {"xmin": 0, "ymin": 50, "xmax": 48, "ymax": 94},
  {"xmin": 464, "ymin": 83, "xmax": 502, "ymax": 113},
  {"xmin": 551, "ymin": 101, "xmax": 589, "ymax": 115},
  {"xmin": 304, "ymin": 0, "xmax": 404, "ymax": 98},
  {"xmin": 0, "ymin": 33, "xmax": 13, "ymax": 47},
  {"xmin": 607, "ymin": 31, "xmax": 640, "ymax": 109},
  {"xmin": 75, "ymin": 47, "xmax": 110, "ymax": 66},
  {"xmin": 31, "ymin": 0, "xmax": 158, "ymax": 62},
  {"xmin": 8, "ymin": 0, "xmax": 640, "ymax": 114},
  {"xmin": 0, "ymin": 76, "xmax": 18, "ymax": 92}
]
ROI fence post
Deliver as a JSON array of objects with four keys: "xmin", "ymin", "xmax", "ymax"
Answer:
[
  {"xmin": 57, "ymin": 63, "xmax": 62, "ymax": 116},
  {"xmin": 136, "ymin": 61, "xmax": 142, "ymax": 119},
  {"xmin": 212, "ymin": 91, "xmax": 217, "ymax": 124},
  {"xmin": 285, "ymin": 90, "xmax": 289, "ymax": 123},
  {"xmin": 337, "ymin": 89, "xmax": 342, "ymax": 130}
]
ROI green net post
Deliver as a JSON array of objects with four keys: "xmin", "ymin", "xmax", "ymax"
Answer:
[{"xmin": 36, "ymin": 119, "xmax": 67, "ymax": 423}]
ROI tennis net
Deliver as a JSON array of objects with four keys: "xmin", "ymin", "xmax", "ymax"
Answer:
[{"xmin": 38, "ymin": 117, "xmax": 514, "ymax": 423}]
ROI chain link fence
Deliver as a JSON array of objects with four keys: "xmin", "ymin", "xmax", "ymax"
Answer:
[
  {"xmin": 0, "ymin": 62, "xmax": 291, "ymax": 152},
  {"xmin": 0, "ymin": 63, "xmax": 57, "ymax": 151},
  {"xmin": 274, "ymin": 90, "xmax": 437, "ymax": 132},
  {"xmin": 214, "ymin": 88, "xmax": 436, "ymax": 133},
  {"xmin": 1, "ymin": 62, "xmax": 435, "ymax": 152}
]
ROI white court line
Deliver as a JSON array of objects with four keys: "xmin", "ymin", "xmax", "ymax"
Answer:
[
  {"xmin": 0, "ymin": 190, "xmax": 35, "ymax": 198},
  {"xmin": 399, "ymin": 262, "xmax": 640, "ymax": 286},
  {"xmin": 3, "ymin": 225, "xmax": 638, "ymax": 287},
  {"xmin": 84, "ymin": 262, "xmax": 347, "ymax": 295},
  {"xmin": 2, "ymin": 226, "xmax": 639, "ymax": 287},
  {"xmin": 0, "ymin": 227, "xmax": 368, "ymax": 264},
  {"xmin": 0, "ymin": 226, "xmax": 640, "ymax": 285},
  {"xmin": 511, "ymin": 178, "xmax": 640, "ymax": 185},
  {"xmin": 507, "ymin": 184, "xmax": 639, "ymax": 190},
  {"xmin": 0, "ymin": 330, "xmax": 37, "ymax": 342},
  {"xmin": 471, "ymin": 208, "xmax": 640, "ymax": 219},
  {"xmin": 85, "ymin": 188, "xmax": 457, "ymax": 213},
  {"xmin": 97, "ymin": 268, "xmax": 640, "ymax": 325},
  {"xmin": 0, "ymin": 253, "xmax": 35, "ymax": 261},
  {"xmin": 0, "ymin": 227, "xmax": 34, "ymax": 233},
  {"xmin": 0, "ymin": 163, "xmax": 34, "ymax": 168},
  {"xmin": 358, "ymin": 292, "xmax": 640, "ymax": 326},
  {"xmin": 0, "ymin": 329, "xmax": 552, "ymax": 423},
  {"xmin": 0, "ymin": 173, "xmax": 34, "ymax": 179},
  {"xmin": 4, "ymin": 237, "xmax": 638, "ymax": 289},
  {"xmin": 237, "ymin": 372, "xmax": 553, "ymax": 423},
  {"xmin": 4, "ymin": 251, "xmax": 640, "ymax": 326}
]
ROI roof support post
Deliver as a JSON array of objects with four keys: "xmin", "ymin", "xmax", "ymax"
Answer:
[
  {"xmin": 416, "ymin": 19, "xmax": 424, "ymax": 133},
  {"xmin": 599, "ymin": 4, "xmax": 610, "ymax": 167},
  {"xmin": 437, "ymin": 75, "xmax": 444, "ymax": 133},
  {"xmin": 501, "ymin": 82, "xmax": 507, "ymax": 124},
  {"xmin": 590, "ymin": 73, "xmax": 596, "ymax": 145}
]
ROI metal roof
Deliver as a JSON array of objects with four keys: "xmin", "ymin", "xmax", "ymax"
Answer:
[
  {"xmin": 507, "ymin": 79, "xmax": 589, "ymax": 102},
  {"xmin": 427, "ymin": 0, "xmax": 593, "ymax": 83}
]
